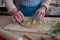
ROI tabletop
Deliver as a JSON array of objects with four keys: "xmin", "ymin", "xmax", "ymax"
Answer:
[{"xmin": 0, "ymin": 16, "xmax": 60, "ymax": 40}]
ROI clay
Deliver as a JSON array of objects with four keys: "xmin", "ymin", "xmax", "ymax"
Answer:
[{"xmin": 20, "ymin": 18, "xmax": 41, "ymax": 28}]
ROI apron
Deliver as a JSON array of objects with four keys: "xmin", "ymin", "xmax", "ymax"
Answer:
[{"xmin": 19, "ymin": 0, "xmax": 42, "ymax": 16}]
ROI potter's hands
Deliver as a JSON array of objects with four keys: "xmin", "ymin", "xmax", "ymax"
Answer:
[
  {"xmin": 10, "ymin": 9, "xmax": 25, "ymax": 23},
  {"xmin": 34, "ymin": 6, "xmax": 47, "ymax": 19}
]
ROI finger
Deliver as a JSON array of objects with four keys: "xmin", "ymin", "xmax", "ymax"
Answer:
[
  {"xmin": 43, "ymin": 12, "xmax": 45, "ymax": 16},
  {"xmin": 17, "ymin": 12, "xmax": 23, "ymax": 21},
  {"xmin": 38, "ymin": 12, "xmax": 42, "ymax": 18},
  {"xmin": 41, "ymin": 12, "xmax": 45, "ymax": 18},
  {"xmin": 19, "ymin": 11, "xmax": 25, "ymax": 20},
  {"xmin": 34, "ymin": 10, "xmax": 39, "ymax": 17},
  {"xmin": 34, "ymin": 11, "xmax": 38, "ymax": 17},
  {"xmin": 38, "ymin": 12, "xmax": 43, "ymax": 20},
  {"xmin": 12, "ymin": 16, "xmax": 16, "ymax": 22},
  {"xmin": 15, "ymin": 16, "xmax": 22, "ymax": 22},
  {"xmin": 42, "ymin": 13, "xmax": 45, "ymax": 18},
  {"xmin": 38, "ymin": 11, "xmax": 42, "ymax": 17},
  {"xmin": 40, "ymin": 13, "xmax": 43, "ymax": 17}
]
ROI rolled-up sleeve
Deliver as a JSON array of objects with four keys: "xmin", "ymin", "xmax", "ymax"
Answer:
[
  {"xmin": 5, "ymin": 0, "xmax": 17, "ymax": 12},
  {"xmin": 41, "ymin": 0, "xmax": 51, "ymax": 9}
]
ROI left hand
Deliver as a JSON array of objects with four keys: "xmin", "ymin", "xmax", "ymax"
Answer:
[{"xmin": 34, "ymin": 6, "xmax": 47, "ymax": 19}]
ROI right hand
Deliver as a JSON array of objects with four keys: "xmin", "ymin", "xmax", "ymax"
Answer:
[{"xmin": 10, "ymin": 9, "xmax": 25, "ymax": 23}]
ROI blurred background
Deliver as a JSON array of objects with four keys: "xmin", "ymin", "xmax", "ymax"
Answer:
[{"xmin": 0, "ymin": 0, "xmax": 60, "ymax": 17}]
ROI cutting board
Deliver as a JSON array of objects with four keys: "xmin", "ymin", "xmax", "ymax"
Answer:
[{"xmin": 3, "ymin": 17, "xmax": 60, "ymax": 33}]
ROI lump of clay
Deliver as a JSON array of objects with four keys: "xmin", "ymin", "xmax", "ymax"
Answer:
[{"xmin": 20, "ymin": 18, "xmax": 41, "ymax": 28}]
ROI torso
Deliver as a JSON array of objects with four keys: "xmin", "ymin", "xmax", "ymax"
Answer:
[
  {"xmin": 15, "ymin": 0, "xmax": 42, "ymax": 16},
  {"xmin": 19, "ymin": 0, "xmax": 42, "ymax": 7}
]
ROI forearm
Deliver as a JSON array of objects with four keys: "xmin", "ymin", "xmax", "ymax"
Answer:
[
  {"xmin": 5, "ymin": 0, "xmax": 17, "ymax": 12},
  {"xmin": 41, "ymin": 0, "xmax": 51, "ymax": 9}
]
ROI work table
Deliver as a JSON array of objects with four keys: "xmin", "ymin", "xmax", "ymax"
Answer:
[{"xmin": 0, "ymin": 16, "xmax": 60, "ymax": 40}]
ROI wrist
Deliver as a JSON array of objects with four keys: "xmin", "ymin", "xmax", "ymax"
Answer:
[
  {"xmin": 10, "ymin": 8, "xmax": 18, "ymax": 16},
  {"xmin": 10, "ymin": 8, "xmax": 17, "ymax": 12},
  {"xmin": 40, "ymin": 5, "xmax": 47, "ymax": 11}
]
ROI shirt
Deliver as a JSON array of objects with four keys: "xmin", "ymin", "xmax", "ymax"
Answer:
[{"xmin": 5, "ymin": 0, "xmax": 51, "ymax": 11}]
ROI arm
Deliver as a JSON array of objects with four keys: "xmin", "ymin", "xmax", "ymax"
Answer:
[
  {"xmin": 34, "ymin": 0, "xmax": 51, "ymax": 18},
  {"xmin": 5, "ymin": 0, "xmax": 17, "ymax": 12},
  {"xmin": 5, "ymin": 0, "xmax": 24, "ymax": 23},
  {"xmin": 41, "ymin": 0, "xmax": 51, "ymax": 9}
]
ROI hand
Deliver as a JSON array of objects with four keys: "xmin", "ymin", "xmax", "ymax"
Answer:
[
  {"xmin": 34, "ymin": 6, "xmax": 47, "ymax": 19},
  {"xmin": 10, "ymin": 9, "xmax": 25, "ymax": 23}
]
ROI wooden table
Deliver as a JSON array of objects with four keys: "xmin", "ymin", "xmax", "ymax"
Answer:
[{"xmin": 0, "ymin": 16, "xmax": 60, "ymax": 40}]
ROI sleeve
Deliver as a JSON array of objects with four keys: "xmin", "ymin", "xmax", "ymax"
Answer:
[
  {"xmin": 5, "ymin": 0, "xmax": 17, "ymax": 12},
  {"xmin": 41, "ymin": 0, "xmax": 51, "ymax": 9}
]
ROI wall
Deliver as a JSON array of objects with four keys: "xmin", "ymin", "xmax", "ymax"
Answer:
[{"xmin": 47, "ymin": 0, "xmax": 60, "ymax": 15}]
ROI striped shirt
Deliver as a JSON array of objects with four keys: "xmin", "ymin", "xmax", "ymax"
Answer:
[
  {"xmin": 18, "ymin": 0, "xmax": 42, "ymax": 7},
  {"xmin": 5, "ymin": 0, "xmax": 51, "ymax": 11}
]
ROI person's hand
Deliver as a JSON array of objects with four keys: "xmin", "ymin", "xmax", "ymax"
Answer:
[
  {"xmin": 34, "ymin": 6, "xmax": 47, "ymax": 19},
  {"xmin": 10, "ymin": 9, "xmax": 25, "ymax": 23}
]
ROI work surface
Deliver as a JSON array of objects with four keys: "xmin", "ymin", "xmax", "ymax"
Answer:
[{"xmin": 0, "ymin": 16, "xmax": 60, "ymax": 40}]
